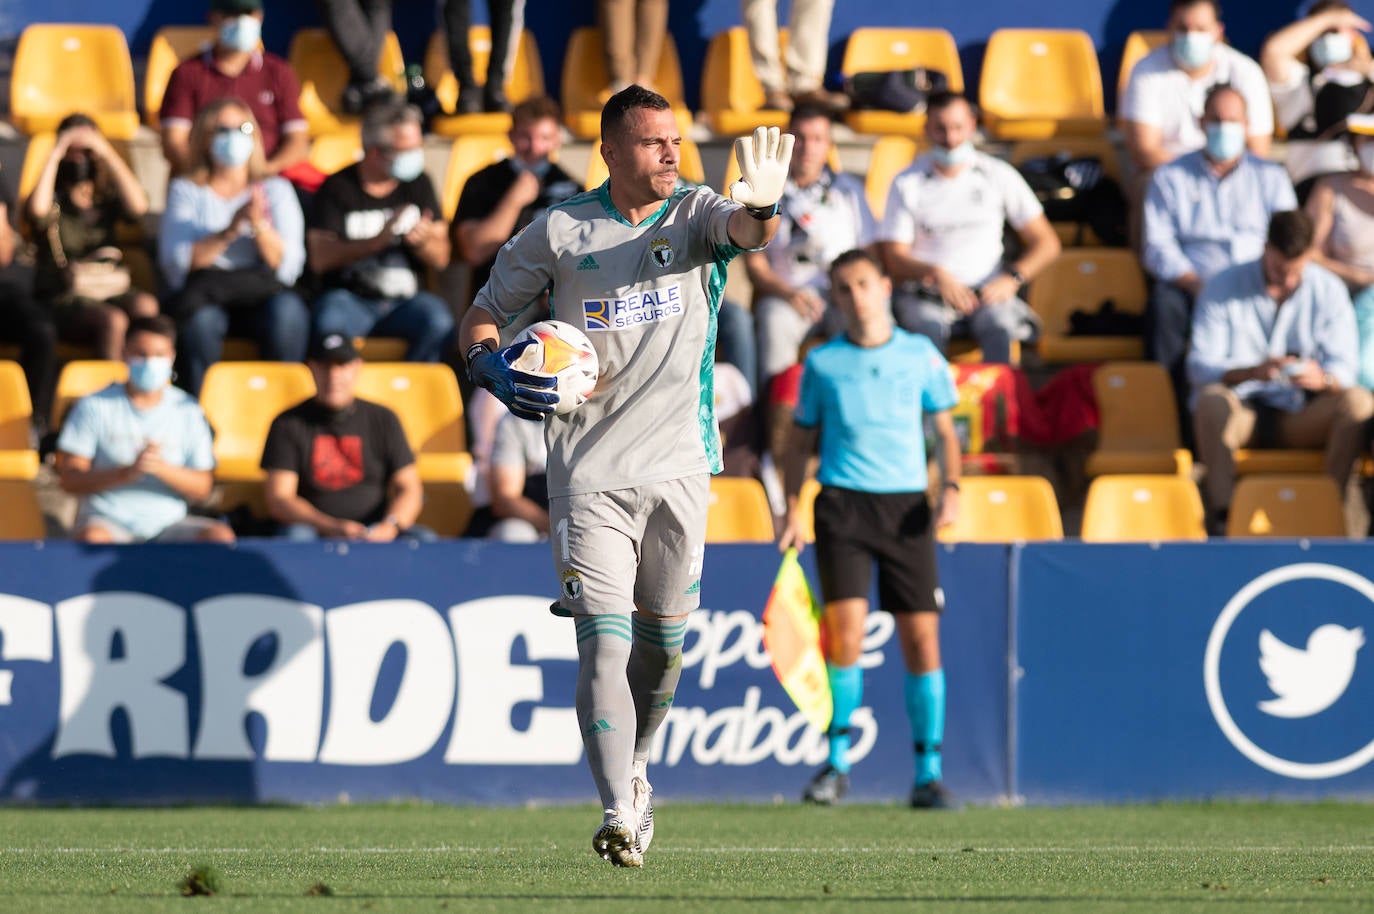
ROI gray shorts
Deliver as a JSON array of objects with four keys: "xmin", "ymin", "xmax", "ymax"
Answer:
[
  {"xmin": 549, "ymin": 475, "xmax": 709, "ymax": 618},
  {"xmin": 76, "ymin": 514, "xmax": 225, "ymax": 544}
]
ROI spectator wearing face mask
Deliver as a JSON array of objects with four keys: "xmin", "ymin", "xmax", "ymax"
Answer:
[
  {"xmin": 1261, "ymin": 0, "xmax": 1374, "ymax": 192},
  {"xmin": 159, "ymin": 0, "xmax": 310, "ymax": 182},
  {"xmin": 55, "ymin": 315, "xmax": 235, "ymax": 544},
  {"xmin": 307, "ymin": 97, "xmax": 454, "ymax": 362}
]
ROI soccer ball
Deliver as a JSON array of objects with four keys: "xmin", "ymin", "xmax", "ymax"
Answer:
[{"xmin": 511, "ymin": 320, "xmax": 600, "ymax": 415}]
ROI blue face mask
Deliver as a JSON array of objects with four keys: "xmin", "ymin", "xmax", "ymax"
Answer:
[
  {"xmin": 218, "ymin": 15, "xmax": 261, "ymax": 54},
  {"xmin": 520, "ymin": 158, "xmax": 553, "ymax": 179},
  {"xmin": 1171, "ymin": 30, "xmax": 1215, "ymax": 70},
  {"xmin": 210, "ymin": 128, "xmax": 254, "ymax": 168},
  {"xmin": 1310, "ymin": 32, "xmax": 1354, "ymax": 69},
  {"xmin": 127, "ymin": 356, "xmax": 173, "ymax": 393},
  {"xmin": 931, "ymin": 140, "xmax": 975, "ymax": 168},
  {"xmin": 389, "ymin": 148, "xmax": 425, "ymax": 182},
  {"xmin": 1204, "ymin": 121, "xmax": 1247, "ymax": 162}
]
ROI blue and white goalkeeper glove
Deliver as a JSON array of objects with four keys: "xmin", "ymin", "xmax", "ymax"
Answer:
[{"xmin": 466, "ymin": 340, "xmax": 558, "ymax": 421}]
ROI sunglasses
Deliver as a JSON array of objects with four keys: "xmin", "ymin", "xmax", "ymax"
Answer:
[{"xmin": 213, "ymin": 122, "xmax": 255, "ymax": 137}]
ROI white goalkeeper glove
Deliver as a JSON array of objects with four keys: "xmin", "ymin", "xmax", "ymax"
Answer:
[{"xmin": 729, "ymin": 126, "xmax": 794, "ymax": 219}]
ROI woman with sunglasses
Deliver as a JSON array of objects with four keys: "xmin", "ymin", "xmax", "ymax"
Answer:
[{"xmin": 158, "ymin": 98, "xmax": 308, "ymax": 395}]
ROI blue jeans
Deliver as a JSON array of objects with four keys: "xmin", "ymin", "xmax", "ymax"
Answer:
[
  {"xmin": 892, "ymin": 290, "xmax": 1032, "ymax": 365},
  {"xmin": 281, "ymin": 521, "xmax": 439, "ymax": 542},
  {"xmin": 716, "ymin": 299, "xmax": 758, "ymax": 398},
  {"xmin": 178, "ymin": 292, "xmax": 311, "ymax": 396},
  {"xmin": 313, "ymin": 288, "xmax": 456, "ymax": 362}
]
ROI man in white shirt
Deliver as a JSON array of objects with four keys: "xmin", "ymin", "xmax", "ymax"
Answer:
[
  {"xmin": 879, "ymin": 91, "xmax": 1061, "ymax": 364},
  {"xmin": 1120, "ymin": 0, "xmax": 1273, "ymax": 173}
]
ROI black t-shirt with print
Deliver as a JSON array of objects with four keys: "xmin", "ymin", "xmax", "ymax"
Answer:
[
  {"xmin": 261, "ymin": 396, "xmax": 415, "ymax": 525},
  {"xmin": 454, "ymin": 159, "xmax": 580, "ymax": 294},
  {"xmin": 309, "ymin": 163, "xmax": 443, "ymax": 295}
]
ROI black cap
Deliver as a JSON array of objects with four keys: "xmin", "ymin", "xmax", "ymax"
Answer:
[
  {"xmin": 307, "ymin": 333, "xmax": 360, "ymax": 363},
  {"xmin": 211, "ymin": 0, "xmax": 263, "ymax": 13}
]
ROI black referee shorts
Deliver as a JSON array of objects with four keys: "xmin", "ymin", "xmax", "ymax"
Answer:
[{"xmin": 812, "ymin": 485, "xmax": 943, "ymax": 614}]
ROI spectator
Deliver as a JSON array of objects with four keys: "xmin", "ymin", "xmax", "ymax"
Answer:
[
  {"xmin": 1120, "ymin": 0, "xmax": 1273, "ymax": 173},
  {"xmin": 0, "ymin": 163, "xmax": 56, "ymax": 435},
  {"xmin": 1143, "ymin": 85, "xmax": 1297, "ymax": 428},
  {"xmin": 741, "ymin": 0, "xmax": 848, "ymax": 114},
  {"xmin": 262, "ymin": 332, "xmax": 434, "ymax": 541},
  {"xmin": 158, "ymin": 99, "xmax": 309, "ymax": 397},
  {"xmin": 487, "ymin": 409, "xmax": 548, "ymax": 542},
  {"xmin": 879, "ymin": 91, "xmax": 1060, "ymax": 364},
  {"xmin": 598, "ymin": 0, "xmax": 667, "ymax": 98},
  {"xmin": 1188, "ymin": 209, "xmax": 1374, "ymax": 535},
  {"xmin": 160, "ymin": 0, "xmax": 310, "ymax": 182},
  {"xmin": 314, "ymin": 0, "xmax": 397, "ymax": 115},
  {"xmin": 1307, "ymin": 115, "xmax": 1374, "ymax": 387},
  {"xmin": 454, "ymin": 96, "xmax": 580, "ymax": 297},
  {"xmin": 1260, "ymin": 0, "xmax": 1373, "ymax": 192},
  {"xmin": 745, "ymin": 105, "xmax": 874, "ymax": 391},
  {"xmin": 445, "ymin": 0, "xmax": 526, "ymax": 114},
  {"xmin": 27, "ymin": 114, "xmax": 158, "ymax": 362},
  {"xmin": 308, "ymin": 98, "xmax": 454, "ymax": 362},
  {"xmin": 55, "ymin": 315, "xmax": 234, "ymax": 544}
]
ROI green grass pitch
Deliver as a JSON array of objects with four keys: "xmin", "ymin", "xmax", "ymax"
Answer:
[{"xmin": 0, "ymin": 802, "xmax": 1370, "ymax": 912}]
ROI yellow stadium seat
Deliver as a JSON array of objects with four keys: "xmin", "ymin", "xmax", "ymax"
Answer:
[
  {"xmin": 1080, "ymin": 474, "xmax": 1207, "ymax": 542},
  {"xmin": 416, "ymin": 479, "xmax": 474, "ymax": 537},
  {"xmin": 52, "ymin": 360, "xmax": 128, "ymax": 431},
  {"xmin": 1028, "ymin": 249, "xmax": 1146, "ymax": 364},
  {"xmin": 1117, "ymin": 30, "xmax": 1169, "ymax": 105},
  {"xmin": 559, "ymin": 27, "xmax": 692, "ymax": 140},
  {"xmin": 199, "ymin": 362, "xmax": 315, "ymax": 482},
  {"xmin": 354, "ymin": 337, "xmax": 410, "ymax": 361},
  {"xmin": 308, "ymin": 128, "xmax": 364, "ymax": 175},
  {"xmin": 290, "ymin": 27, "xmax": 407, "ymax": 135},
  {"xmin": 1233, "ymin": 449, "xmax": 1326, "ymax": 476},
  {"xmin": 864, "ymin": 135, "xmax": 922, "ymax": 220},
  {"xmin": 0, "ymin": 479, "xmax": 47, "ymax": 539},
  {"xmin": 354, "ymin": 363, "xmax": 469, "ymax": 483},
  {"xmin": 0, "ymin": 360, "xmax": 39, "ymax": 480},
  {"xmin": 947, "ymin": 340, "xmax": 1020, "ymax": 365},
  {"xmin": 426, "ymin": 27, "xmax": 546, "ymax": 137},
  {"xmin": 936, "ymin": 475, "xmax": 1064, "ymax": 542},
  {"xmin": 706, "ymin": 476, "xmax": 776, "ymax": 542},
  {"xmin": 1086, "ymin": 362, "xmax": 1192, "ymax": 477},
  {"xmin": 841, "ymin": 28, "xmax": 964, "ymax": 137},
  {"xmin": 700, "ymin": 27, "xmax": 792, "ymax": 136},
  {"xmin": 722, "ymin": 141, "xmax": 840, "ymax": 195},
  {"xmin": 10, "ymin": 24, "xmax": 139, "ymax": 139},
  {"xmin": 1227, "ymin": 475, "xmax": 1347, "ymax": 538},
  {"xmin": 442, "ymin": 134, "xmax": 514, "ymax": 220},
  {"xmin": 144, "ymin": 25, "xmax": 218, "ymax": 128},
  {"xmin": 979, "ymin": 29, "xmax": 1106, "ymax": 140},
  {"xmin": 586, "ymin": 137, "xmax": 705, "ymax": 190},
  {"xmin": 792, "ymin": 477, "xmax": 821, "ymax": 543}
]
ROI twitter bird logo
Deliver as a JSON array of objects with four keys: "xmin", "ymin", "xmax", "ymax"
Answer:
[{"xmin": 1258, "ymin": 625, "xmax": 1365, "ymax": 719}]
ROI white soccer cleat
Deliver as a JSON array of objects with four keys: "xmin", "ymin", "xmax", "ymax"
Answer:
[
  {"xmin": 592, "ymin": 804, "xmax": 643, "ymax": 867},
  {"xmin": 631, "ymin": 761, "xmax": 654, "ymax": 855}
]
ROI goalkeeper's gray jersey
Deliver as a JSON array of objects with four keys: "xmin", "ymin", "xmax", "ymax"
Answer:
[{"xmin": 473, "ymin": 181, "xmax": 746, "ymax": 498}]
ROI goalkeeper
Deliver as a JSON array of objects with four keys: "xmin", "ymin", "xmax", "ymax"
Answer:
[
  {"xmin": 459, "ymin": 86, "xmax": 787, "ymax": 867},
  {"xmin": 776, "ymin": 248, "xmax": 962, "ymax": 810}
]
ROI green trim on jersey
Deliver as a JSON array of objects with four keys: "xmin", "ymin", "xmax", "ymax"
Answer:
[
  {"xmin": 700, "ymin": 241, "xmax": 744, "ymax": 476},
  {"xmin": 596, "ymin": 180, "xmax": 684, "ymax": 228}
]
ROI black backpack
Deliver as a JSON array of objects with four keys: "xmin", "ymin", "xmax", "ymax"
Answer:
[
  {"xmin": 844, "ymin": 67, "xmax": 950, "ymax": 113},
  {"xmin": 1017, "ymin": 153, "xmax": 1129, "ymax": 248}
]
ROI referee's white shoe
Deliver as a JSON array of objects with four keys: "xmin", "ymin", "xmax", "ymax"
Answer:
[
  {"xmin": 592, "ymin": 804, "xmax": 643, "ymax": 867},
  {"xmin": 631, "ymin": 760, "xmax": 654, "ymax": 855}
]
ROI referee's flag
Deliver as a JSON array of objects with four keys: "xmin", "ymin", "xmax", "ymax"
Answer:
[{"xmin": 762, "ymin": 548, "xmax": 831, "ymax": 731}]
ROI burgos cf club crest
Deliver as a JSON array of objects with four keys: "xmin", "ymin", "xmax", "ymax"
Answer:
[
  {"xmin": 649, "ymin": 237, "xmax": 674, "ymax": 268},
  {"xmin": 561, "ymin": 569, "xmax": 584, "ymax": 602}
]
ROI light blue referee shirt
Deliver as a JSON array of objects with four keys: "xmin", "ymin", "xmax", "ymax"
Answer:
[
  {"xmin": 1187, "ymin": 259, "xmax": 1358, "ymax": 412},
  {"xmin": 795, "ymin": 328, "xmax": 958, "ymax": 493}
]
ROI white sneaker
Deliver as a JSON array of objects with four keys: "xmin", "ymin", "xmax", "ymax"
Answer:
[
  {"xmin": 592, "ymin": 804, "xmax": 642, "ymax": 867},
  {"xmin": 631, "ymin": 760, "xmax": 654, "ymax": 855}
]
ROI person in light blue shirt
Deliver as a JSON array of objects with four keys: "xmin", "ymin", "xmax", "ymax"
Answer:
[
  {"xmin": 778, "ymin": 249, "xmax": 961, "ymax": 811},
  {"xmin": 1188, "ymin": 209, "xmax": 1374, "ymax": 534},
  {"xmin": 1144, "ymin": 85, "xmax": 1297, "ymax": 436},
  {"xmin": 56, "ymin": 315, "xmax": 235, "ymax": 544}
]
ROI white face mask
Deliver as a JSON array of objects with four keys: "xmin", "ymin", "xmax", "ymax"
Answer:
[
  {"xmin": 218, "ymin": 15, "xmax": 261, "ymax": 54},
  {"xmin": 1311, "ymin": 32, "xmax": 1354, "ymax": 69},
  {"xmin": 931, "ymin": 140, "xmax": 975, "ymax": 168},
  {"xmin": 1171, "ymin": 30, "xmax": 1216, "ymax": 70}
]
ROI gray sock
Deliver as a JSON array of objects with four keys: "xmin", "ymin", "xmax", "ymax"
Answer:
[
  {"xmin": 574, "ymin": 615, "xmax": 636, "ymax": 811},
  {"xmin": 628, "ymin": 614, "xmax": 688, "ymax": 762}
]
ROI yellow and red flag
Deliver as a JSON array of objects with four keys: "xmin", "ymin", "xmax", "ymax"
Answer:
[{"xmin": 762, "ymin": 549, "xmax": 831, "ymax": 731}]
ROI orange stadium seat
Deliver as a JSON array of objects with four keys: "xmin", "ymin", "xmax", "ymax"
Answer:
[
  {"xmin": 0, "ymin": 479, "xmax": 47, "ymax": 540},
  {"xmin": 308, "ymin": 128, "xmax": 364, "ymax": 175},
  {"xmin": 864, "ymin": 135, "xmax": 922, "ymax": 220},
  {"xmin": 700, "ymin": 27, "xmax": 792, "ymax": 136},
  {"xmin": 426, "ymin": 27, "xmax": 546, "ymax": 137},
  {"xmin": 441, "ymin": 134, "xmax": 515, "ymax": 220},
  {"xmin": 144, "ymin": 25, "xmax": 218, "ymax": 128},
  {"xmin": 706, "ymin": 476, "xmax": 776, "ymax": 542},
  {"xmin": 1080, "ymin": 474, "xmax": 1207, "ymax": 542},
  {"xmin": 290, "ymin": 27, "xmax": 407, "ymax": 135},
  {"xmin": 51, "ymin": 360, "xmax": 128, "ymax": 432},
  {"xmin": 354, "ymin": 363, "xmax": 469, "ymax": 484},
  {"xmin": 586, "ymin": 137, "xmax": 705, "ymax": 190},
  {"xmin": 10, "ymin": 24, "xmax": 139, "ymax": 139},
  {"xmin": 842, "ymin": 28, "xmax": 964, "ymax": 137},
  {"xmin": 792, "ymin": 477, "xmax": 821, "ymax": 543},
  {"xmin": 1086, "ymin": 362, "xmax": 1192, "ymax": 477},
  {"xmin": 199, "ymin": 362, "xmax": 315, "ymax": 483},
  {"xmin": 936, "ymin": 476, "xmax": 1064, "ymax": 542},
  {"xmin": 560, "ymin": 27, "xmax": 692, "ymax": 140},
  {"xmin": 1227, "ymin": 475, "xmax": 1347, "ymax": 538},
  {"xmin": 0, "ymin": 361, "xmax": 39, "ymax": 480},
  {"xmin": 979, "ymin": 29, "xmax": 1106, "ymax": 140},
  {"xmin": 1027, "ymin": 249, "xmax": 1146, "ymax": 364}
]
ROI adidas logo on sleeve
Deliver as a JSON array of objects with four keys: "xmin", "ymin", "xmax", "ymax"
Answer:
[{"xmin": 577, "ymin": 255, "xmax": 600, "ymax": 271}]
